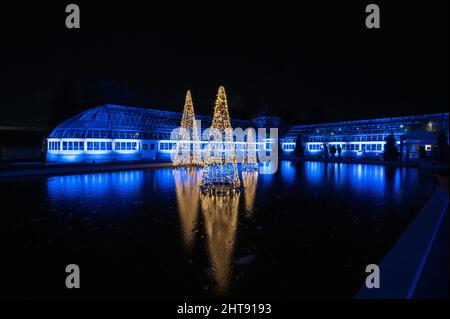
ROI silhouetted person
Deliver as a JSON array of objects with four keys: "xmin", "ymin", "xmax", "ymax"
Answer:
[
  {"xmin": 330, "ymin": 145, "xmax": 336, "ymax": 159},
  {"xmin": 323, "ymin": 144, "xmax": 328, "ymax": 159},
  {"xmin": 418, "ymin": 146, "xmax": 427, "ymax": 160},
  {"xmin": 294, "ymin": 136, "xmax": 304, "ymax": 157},
  {"xmin": 437, "ymin": 131, "xmax": 449, "ymax": 164},
  {"xmin": 383, "ymin": 134, "xmax": 400, "ymax": 162},
  {"xmin": 337, "ymin": 145, "xmax": 342, "ymax": 160}
]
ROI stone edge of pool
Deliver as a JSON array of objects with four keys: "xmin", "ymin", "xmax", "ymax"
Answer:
[{"xmin": 355, "ymin": 186, "xmax": 449, "ymax": 299}]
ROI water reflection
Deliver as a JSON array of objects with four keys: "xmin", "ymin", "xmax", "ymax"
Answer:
[
  {"xmin": 200, "ymin": 192, "xmax": 240, "ymax": 295},
  {"xmin": 242, "ymin": 171, "xmax": 258, "ymax": 217},
  {"xmin": 46, "ymin": 171, "xmax": 144, "ymax": 209},
  {"xmin": 41, "ymin": 161, "xmax": 435, "ymax": 297},
  {"xmin": 303, "ymin": 161, "xmax": 402, "ymax": 198},
  {"xmin": 173, "ymin": 168, "xmax": 201, "ymax": 251},
  {"xmin": 280, "ymin": 160, "xmax": 296, "ymax": 184}
]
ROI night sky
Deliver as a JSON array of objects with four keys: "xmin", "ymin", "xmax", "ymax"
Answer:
[{"xmin": 0, "ymin": 1, "xmax": 448, "ymax": 127}]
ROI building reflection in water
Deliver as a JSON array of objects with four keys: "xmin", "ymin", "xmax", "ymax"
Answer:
[
  {"xmin": 173, "ymin": 167, "xmax": 202, "ymax": 251},
  {"xmin": 46, "ymin": 170, "xmax": 144, "ymax": 207},
  {"xmin": 242, "ymin": 171, "xmax": 258, "ymax": 217},
  {"xmin": 200, "ymin": 191, "xmax": 240, "ymax": 296}
]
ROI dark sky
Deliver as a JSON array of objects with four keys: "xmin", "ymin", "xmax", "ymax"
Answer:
[{"xmin": 0, "ymin": 1, "xmax": 448, "ymax": 127}]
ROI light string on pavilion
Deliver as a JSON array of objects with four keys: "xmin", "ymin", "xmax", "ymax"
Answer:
[
  {"xmin": 200, "ymin": 86, "xmax": 241, "ymax": 194},
  {"xmin": 173, "ymin": 90, "xmax": 202, "ymax": 167}
]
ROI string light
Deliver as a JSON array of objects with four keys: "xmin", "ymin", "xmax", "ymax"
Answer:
[
  {"xmin": 242, "ymin": 128, "xmax": 258, "ymax": 172},
  {"xmin": 173, "ymin": 90, "xmax": 202, "ymax": 167},
  {"xmin": 200, "ymin": 86, "xmax": 241, "ymax": 194}
]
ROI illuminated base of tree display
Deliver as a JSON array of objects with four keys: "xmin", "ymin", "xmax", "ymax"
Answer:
[
  {"xmin": 200, "ymin": 164, "xmax": 241, "ymax": 195},
  {"xmin": 173, "ymin": 155, "xmax": 203, "ymax": 168},
  {"xmin": 242, "ymin": 162, "xmax": 258, "ymax": 172}
]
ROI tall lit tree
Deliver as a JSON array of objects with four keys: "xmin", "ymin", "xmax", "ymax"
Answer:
[
  {"xmin": 173, "ymin": 90, "xmax": 201, "ymax": 166},
  {"xmin": 242, "ymin": 129, "xmax": 258, "ymax": 172},
  {"xmin": 200, "ymin": 86, "xmax": 240, "ymax": 193}
]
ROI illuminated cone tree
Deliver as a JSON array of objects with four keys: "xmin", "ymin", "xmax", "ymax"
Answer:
[
  {"xmin": 242, "ymin": 129, "xmax": 258, "ymax": 172},
  {"xmin": 173, "ymin": 90, "xmax": 202, "ymax": 166},
  {"xmin": 200, "ymin": 86, "xmax": 240, "ymax": 193}
]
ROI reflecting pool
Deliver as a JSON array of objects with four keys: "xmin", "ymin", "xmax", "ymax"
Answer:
[{"xmin": 1, "ymin": 160, "xmax": 437, "ymax": 298}]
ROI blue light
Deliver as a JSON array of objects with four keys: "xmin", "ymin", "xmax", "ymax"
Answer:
[
  {"xmin": 302, "ymin": 161, "xmax": 402, "ymax": 199},
  {"xmin": 282, "ymin": 142, "xmax": 296, "ymax": 153},
  {"xmin": 280, "ymin": 160, "xmax": 296, "ymax": 184},
  {"xmin": 46, "ymin": 170, "xmax": 144, "ymax": 214}
]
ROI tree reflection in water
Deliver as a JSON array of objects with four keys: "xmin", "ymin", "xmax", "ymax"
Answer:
[
  {"xmin": 173, "ymin": 167, "xmax": 202, "ymax": 251},
  {"xmin": 242, "ymin": 171, "xmax": 258, "ymax": 218},
  {"xmin": 200, "ymin": 191, "xmax": 240, "ymax": 295}
]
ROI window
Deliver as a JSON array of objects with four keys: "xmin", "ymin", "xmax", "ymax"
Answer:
[
  {"xmin": 100, "ymin": 142, "xmax": 106, "ymax": 150},
  {"xmin": 63, "ymin": 142, "xmax": 67, "ymax": 150},
  {"xmin": 107, "ymin": 142, "xmax": 112, "ymax": 150},
  {"xmin": 87, "ymin": 142, "xmax": 93, "ymax": 150},
  {"xmin": 74, "ymin": 142, "xmax": 79, "ymax": 151},
  {"xmin": 132, "ymin": 142, "xmax": 137, "ymax": 150},
  {"xmin": 150, "ymin": 144, "xmax": 155, "ymax": 150},
  {"xmin": 121, "ymin": 142, "xmax": 126, "ymax": 150},
  {"xmin": 94, "ymin": 142, "xmax": 99, "ymax": 150},
  {"xmin": 371, "ymin": 144, "xmax": 376, "ymax": 151},
  {"xmin": 126, "ymin": 142, "xmax": 131, "ymax": 150},
  {"xmin": 79, "ymin": 142, "xmax": 84, "ymax": 150},
  {"xmin": 355, "ymin": 144, "xmax": 360, "ymax": 151},
  {"xmin": 377, "ymin": 144, "xmax": 382, "ymax": 151},
  {"xmin": 143, "ymin": 144, "xmax": 148, "ymax": 150}
]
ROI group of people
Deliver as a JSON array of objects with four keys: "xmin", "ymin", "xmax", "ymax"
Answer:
[{"xmin": 322, "ymin": 144, "xmax": 342, "ymax": 160}]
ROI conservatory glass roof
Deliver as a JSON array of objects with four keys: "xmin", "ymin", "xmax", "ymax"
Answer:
[{"xmin": 49, "ymin": 104, "xmax": 253, "ymax": 140}]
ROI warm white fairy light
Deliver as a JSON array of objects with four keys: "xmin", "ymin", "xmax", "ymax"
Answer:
[
  {"xmin": 242, "ymin": 128, "xmax": 258, "ymax": 172},
  {"xmin": 173, "ymin": 90, "xmax": 202, "ymax": 167},
  {"xmin": 200, "ymin": 86, "xmax": 240, "ymax": 193}
]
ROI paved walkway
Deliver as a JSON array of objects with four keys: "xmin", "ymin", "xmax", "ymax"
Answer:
[{"xmin": 355, "ymin": 186, "xmax": 449, "ymax": 299}]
